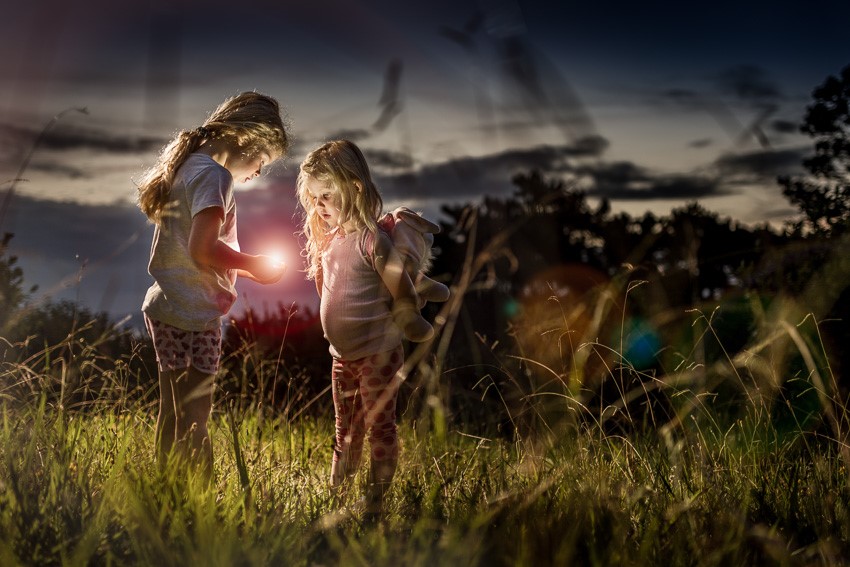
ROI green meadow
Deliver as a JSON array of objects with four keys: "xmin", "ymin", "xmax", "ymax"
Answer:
[{"xmin": 0, "ymin": 279, "xmax": 848, "ymax": 567}]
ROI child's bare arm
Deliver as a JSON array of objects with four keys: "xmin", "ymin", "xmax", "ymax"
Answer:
[
  {"xmin": 189, "ymin": 207, "xmax": 286, "ymax": 284},
  {"xmin": 372, "ymin": 230, "xmax": 417, "ymax": 304},
  {"xmin": 374, "ymin": 229, "xmax": 434, "ymax": 341}
]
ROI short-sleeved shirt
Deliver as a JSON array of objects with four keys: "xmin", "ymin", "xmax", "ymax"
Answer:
[
  {"xmin": 142, "ymin": 153, "xmax": 239, "ymax": 331},
  {"xmin": 320, "ymin": 228, "xmax": 403, "ymax": 360}
]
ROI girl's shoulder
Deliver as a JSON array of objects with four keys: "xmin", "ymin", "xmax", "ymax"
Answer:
[
  {"xmin": 177, "ymin": 154, "xmax": 233, "ymax": 198},
  {"xmin": 179, "ymin": 153, "xmax": 232, "ymax": 185},
  {"xmin": 180, "ymin": 152, "xmax": 220, "ymax": 171}
]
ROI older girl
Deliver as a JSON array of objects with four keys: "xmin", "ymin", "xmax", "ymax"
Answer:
[{"xmin": 138, "ymin": 91, "xmax": 289, "ymax": 475}]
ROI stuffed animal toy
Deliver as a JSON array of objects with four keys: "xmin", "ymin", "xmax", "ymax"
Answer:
[{"xmin": 378, "ymin": 207, "xmax": 450, "ymax": 341}]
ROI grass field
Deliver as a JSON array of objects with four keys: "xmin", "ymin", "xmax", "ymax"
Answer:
[{"xmin": 1, "ymin": 296, "xmax": 849, "ymax": 566}]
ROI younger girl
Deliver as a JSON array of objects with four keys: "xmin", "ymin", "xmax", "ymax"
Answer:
[
  {"xmin": 297, "ymin": 139, "xmax": 426, "ymax": 515},
  {"xmin": 138, "ymin": 91, "xmax": 289, "ymax": 475}
]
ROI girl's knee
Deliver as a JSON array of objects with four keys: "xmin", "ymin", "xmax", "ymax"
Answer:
[
  {"xmin": 369, "ymin": 428, "xmax": 398, "ymax": 452},
  {"xmin": 370, "ymin": 440, "xmax": 399, "ymax": 462}
]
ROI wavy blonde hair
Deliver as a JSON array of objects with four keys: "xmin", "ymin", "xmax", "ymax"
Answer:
[
  {"xmin": 137, "ymin": 91, "xmax": 290, "ymax": 223},
  {"xmin": 297, "ymin": 139, "xmax": 383, "ymax": 280}
]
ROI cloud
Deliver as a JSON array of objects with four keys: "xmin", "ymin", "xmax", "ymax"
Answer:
[
  {"xmin": 2, "ymin": 195, "xmax": 151, "ymax": 324},
  {"xmin": 322, "ymin": 128, "xmax": 372, "ymax": 143},
  {"xmin": 363, "ymin": 136, "xmax": 804, "ymax": 208},
  {"xmin": 573, "ymin": 147, "xmax": 807, "ymax": 203},
  {"xmin": 366, "ymin": 136, "xmax": 740, "ymax": 207},
  {"xmin": 0, "ymin": 122, "xmax": 167, "ymax": 160},
  {"xmin": 5, "ymin": 196, "xmax": 147, "ymax": 258},
  {"xmin": 362, "ymin": 148, "xmax": 415, "ymax": 171},
  {"xmin": 713, "ymin": 147, "xmax": 808, "ymax": 181},
  {"xmin": 579, "ymin": 161, "xmax": 726, "ymax": 201},
  {"xmin": 40, "ymin": 125, "xmax": 166, "ymax": 154},
  {"xmin": 27, "ymin": 161, "xmax": 88, "ymax": 178},
  {"xmin": 688, "ymin": 138, "xmax": 714, "ymax": 149},
  {"xmin": 371, "ymin": 138, "xmax": 609, "ymax": 203}
]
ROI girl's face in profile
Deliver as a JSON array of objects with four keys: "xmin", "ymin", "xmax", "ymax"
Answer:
[
  {"xmin": 304, "ymin": 175, "xmax": 342, "ymax": 229},
  {"xmin": 226, "ymin": 149, "xmax": 272, "ymax": 184}
]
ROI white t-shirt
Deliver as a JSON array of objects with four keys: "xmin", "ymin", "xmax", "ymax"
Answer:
[{"xmin": 142, "ymin": 153, "xmax": 239, "ymax": 331}]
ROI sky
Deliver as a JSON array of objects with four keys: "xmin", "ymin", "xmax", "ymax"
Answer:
[{"xmin": 1, "ymin": 0, "xmax": 849, "ymax": 329}]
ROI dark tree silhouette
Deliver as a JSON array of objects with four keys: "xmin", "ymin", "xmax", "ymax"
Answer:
[
  {"xmin": 780, "ymin": 64, "xmax": 850, "ymax": 235},
  {"xmin": 768, "ymin": 66, "xmax": 850, "ymax": 386},
  {"xmin": 428, "ymin": 171, "xmax": 798, "ymax": 434},
  {"xmin": 0, "ymin": 233, "xmax": 35, "ymax": 333}
]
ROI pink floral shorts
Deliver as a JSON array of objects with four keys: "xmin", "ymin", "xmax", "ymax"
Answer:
[{"xmin": 144, "ymin": 315, "xmax": 222, "ymax": 375}]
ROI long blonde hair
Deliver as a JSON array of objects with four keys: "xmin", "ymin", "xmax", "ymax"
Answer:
[
  {"xmin": 137, "ymin": 91, "xmax": 290, "ymax": 223},
  {"xmin": 297, "ymin": 139, "xmax": 384, "ymax": 280}
]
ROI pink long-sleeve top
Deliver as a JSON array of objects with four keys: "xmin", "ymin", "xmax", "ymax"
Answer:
[{"xmin": 319, "ymin": 227, "xmax": 403, "ymax": 361}]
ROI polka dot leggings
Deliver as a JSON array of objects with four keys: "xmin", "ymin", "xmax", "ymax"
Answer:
[{"xmin": 331, "ymin": 345, "xmax": 403, "ymax": 485}]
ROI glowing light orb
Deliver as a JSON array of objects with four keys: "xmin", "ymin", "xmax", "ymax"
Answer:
[{"xmin": 267, "ymin": 250, "xmax": 286, "ymax": 267}]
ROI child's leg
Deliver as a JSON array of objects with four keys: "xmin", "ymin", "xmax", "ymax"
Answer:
[
  {"xmin": 156, "ymin": 367, "xmax": 214, "ymax": 475},
  {"xmin": 156, "ymin": 367, "xmax": 180, "ymax": 461},
  {"xmin": 146, "ymin": 316, "xmax": 219, "ymax": 476},
  {"xmin": 172, "ymin": 367, "xmax": 215, "ymax": 475},
  {"xmin": 358, "ymin": 346, "xmax": 404, "ymax": 511},
  {"xmin": 331, "ymin": 358, "xmax": 366, "ymax": 487},
  {"xmin": 146, "ymin": 315, "xmax": 179, "ymax": 463}
]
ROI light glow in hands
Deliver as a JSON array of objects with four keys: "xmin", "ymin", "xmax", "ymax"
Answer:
[{"xmin": 267, "ymin": 249, "xmax": 286, "ymax": 269}]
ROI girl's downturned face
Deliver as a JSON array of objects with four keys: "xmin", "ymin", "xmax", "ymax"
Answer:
[
  {"xmin": 304, "ymin": 176, "xmax": 341, "ymax": 229},
  {"xmin": 226, "ymin": 149, "xmax": 272, "ymax": 184}
]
